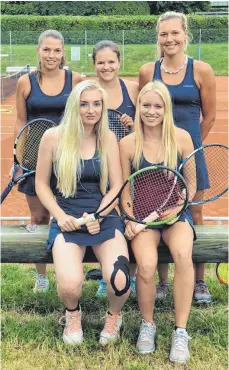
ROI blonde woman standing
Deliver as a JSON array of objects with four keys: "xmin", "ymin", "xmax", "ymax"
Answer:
[
  {"xmin": 14, "ymin": 30, "xmax": 83, "ymax": 292},
  {"xmin": 139, "ymin": 12, "xmax": 216, "ymax": 303},
  {"xmin": 120, "ymin": 81, "xmax": 195, "ymax": 363},
  {"xmin": 36, "ymin": 80, "xmax": 130, "ymax": 345}
]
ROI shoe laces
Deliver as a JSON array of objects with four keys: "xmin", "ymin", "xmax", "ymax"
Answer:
[
  {"xmin": 59, "ymin": 310, "xmax": 81, "ymax": 332},
  {"xmin": 173, "ymin": 331, "xmax": 191, "ymax": 350},
  {"xmin": 195, "ymin": 281, "xmax": 209, "ymax": 294},
  {"xmin": 102, "ymin": 313, "xmax": 120, "ymax": 334},
  {"xmin": 139, "ymin": 320, "xmax": 155, "ymax": 340}
]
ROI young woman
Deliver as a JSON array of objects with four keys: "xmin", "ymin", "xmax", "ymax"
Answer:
[
  {"xmin": 120, "ymin": 81, "xmax": 195, "ymax": 363},
  {"xmin": 35, "ymin": 80, "xmax": 130, "ymax": 345},
  {"xmin": 14, "ymin": 30, "xmax": 83, "ymax": 292},
  {"xmin": 90, "ymin": 40, "xmax": 139, "ymax": 296},
  {"xmin": 139, "ymin": 11, "xmax": 216, "ymax": 303}
]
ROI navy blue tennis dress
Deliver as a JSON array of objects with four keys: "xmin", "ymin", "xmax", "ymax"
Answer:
[
  {"xmin": 18, "ymin": 69, "xmax": 72, "ymax": 196},
  {"xmin": 46, "ymin": 151, "xmax": 124, "ymax": 248},
  {"xmin": 131, "ymin": 155, "xmax": 196, "ymax": 239},
  {"xmin": 153, "ymin": 57, "xmax": 208, "ymax": 191},
  {"xmin": 117, "ymin": 79, "xmax": 136, "ymax": 120}
]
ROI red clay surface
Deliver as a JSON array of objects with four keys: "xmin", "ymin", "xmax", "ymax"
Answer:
[{"xmin": 1, "ymin": 76, "xmax": 228, "ymax": 224}]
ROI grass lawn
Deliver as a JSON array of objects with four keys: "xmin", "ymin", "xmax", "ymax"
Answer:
[
  {"xmin": 2, "ymin": 263, "xmax": 228, "ymax": 370},
  {"xmin": 1, "ymin": 43, "xmax": 228, "ymax": 77}
]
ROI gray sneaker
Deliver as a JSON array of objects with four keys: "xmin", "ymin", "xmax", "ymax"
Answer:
[
  {"xmin": 33, "ymin": 274, "xmax": 49, "ymax": 293},
  {"xmin": 169, "ymin": 329, "xmax": 191, "ymax": 363},
  {"xmin": 136, "ymin": 319, "xmax": 156, "ymax": 354},
  {"xmin": 194, "ymin": 280, "xmax": 212, "ymax": 303},
  {"xmin": 156, "ymin": 282, "xmax": 170, "ymax": 300}
]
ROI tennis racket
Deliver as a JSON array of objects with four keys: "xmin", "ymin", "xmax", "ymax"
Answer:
[
  {"xmin": 216, "ymin": 263, "xmax": 228, "ymax": 286},
  {"xmin": 1, "ymin": 118, "xmax": 57, "ymax": 204},
  {"xmin": 108, "ymin": 109, "xmax": 131, "ymax": 141},
  {"xmin": 75, "ymin": 165, "xmax": 189, "ymax": 227},
  {"xmin": 133, "ymin": 143, "xmax": 228, "ymax": 234}
]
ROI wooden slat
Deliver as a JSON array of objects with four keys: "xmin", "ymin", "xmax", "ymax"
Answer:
[{"xmin": 1, "ymin": 225, "xmax": 228, "ymax": 264}]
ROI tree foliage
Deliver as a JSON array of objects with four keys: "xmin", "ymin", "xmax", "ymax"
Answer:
[{"xmin": 147, "ymin": 1, "xmax": 211, "ymax": 15}]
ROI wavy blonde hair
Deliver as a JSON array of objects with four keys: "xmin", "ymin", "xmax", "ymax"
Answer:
[
  {"xmin": 133, "ymin": 81, "xmax": 177, "ymax": 170},
  {"xmin": 54, "ymin": 80, "xmax": 109, "ymax": 198},
  {"xmin": 156, "ymin": 11, "xmax": 191, "ymax": 60}
]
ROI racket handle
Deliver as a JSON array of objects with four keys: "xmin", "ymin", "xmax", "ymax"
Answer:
[
  {"xmin": 134, "ymin": 211, "xmax": 159, "ymax": 234},
  {"xmin": 77, "ymin": 214, "xmax": 96, "ymax": 225},
  {"xmin": 0, "ymin": 184, "xmax": 13, "ymax": 204}
]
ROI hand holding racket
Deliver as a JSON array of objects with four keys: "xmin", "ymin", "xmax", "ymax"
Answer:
[
  {"xmin": 132, "ymin": 143, "xmax": 228, "ymax": 236},
  {"xmin": 108, "ymin": 109, "xmax": 132, "ymax": 141},
  {"xmin": 1, "ymin": 118, "xmax": 57, "ymax": 204},
  {"xmin": 74, "ymin": 165, "xmax": 189, "ymax": 230}
]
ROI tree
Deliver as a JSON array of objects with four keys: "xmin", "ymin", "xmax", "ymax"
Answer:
[{"xmin": 147, "ymin": 1, "xmax": 211, "ymax": 15}]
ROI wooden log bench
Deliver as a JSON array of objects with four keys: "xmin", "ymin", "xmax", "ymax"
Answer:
[{"xmin": 1, "ymin": 225, "xmax": 228, "ymax": 264}]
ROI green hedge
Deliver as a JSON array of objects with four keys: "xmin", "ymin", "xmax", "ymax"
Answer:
[
  {"xmin": 1, "ymin": 15, "xmax": 228, "ymax": 45},
  {"xmin": 1, "ymin": 1, "xmax": 150, "ymax": 16}
]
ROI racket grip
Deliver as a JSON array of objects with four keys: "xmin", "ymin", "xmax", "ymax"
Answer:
[
  {"xmin": 77, "ymin": 214, "xmax": 96, "ymax": 225},
  {"xmin": 134, "ymin": 211, "xmax": 159, "ymax": 234}
]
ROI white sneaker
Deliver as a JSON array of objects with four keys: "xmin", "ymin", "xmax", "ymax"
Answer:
[
  {"xmin": 136, "ymin": 319, "xmax": 156, "ymax": 354},
  {"xmin": 99, "ymin": 312, "xmax": 122, "ymax": 346},
  {"xmin": 33, "ymin": 274, "xmax": 49, "ymax": 293},
  {"xmin": 60, "ymin": 309, "xmax": 83, "ymax": 345},
  {"xmin": 169, "ymin": 329, "xmax": 191, "ymax": 363}
]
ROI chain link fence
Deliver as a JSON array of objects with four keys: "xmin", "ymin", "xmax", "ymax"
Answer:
[{"xmin": 1, "ymin": 29, "xmax": 228, "ymax": 76}]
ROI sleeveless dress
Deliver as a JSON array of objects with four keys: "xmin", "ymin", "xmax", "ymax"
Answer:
[
  {"xmin": 131, "ymin": 154, "xmax": 196, "ymax": 240},
  {"xmin": 46, "ymin": 151, "xmax": 124, "ymax": 248},
  {"xmin": 117, "ymin": 79, "xmax": 136, "ymax": 120},
  {"xmin": 153, "ymin": 57, "xmax": 209, "ymax": 191},
  {"xmin": 18, "ymin": 69, "xmax": 72, "ymax": 196}
]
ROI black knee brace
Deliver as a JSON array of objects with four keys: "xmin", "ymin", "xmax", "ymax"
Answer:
[{"xmin": 110, "ymin": 256, "xmax": 130, "ymax": 297}]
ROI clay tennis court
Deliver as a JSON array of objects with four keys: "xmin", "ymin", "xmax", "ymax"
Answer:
[{"xmin": 1, "ymin": 76, "xmax": 228, "ymax": 222}]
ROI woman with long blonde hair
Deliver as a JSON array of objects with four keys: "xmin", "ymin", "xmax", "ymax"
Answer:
[
  {"xmin": 139, "ymin": 11, "xmax": 216, "ymax": 304},
  {"xmin": 36, "ymin": 80, "xmax": 130, "ymax": 346},
  {"xmin": 120, "ymin": 81, "xmax": 195, "ymax": 363}
]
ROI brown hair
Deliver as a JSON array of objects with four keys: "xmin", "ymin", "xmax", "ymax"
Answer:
[{"xmin": 92, "ymin": 40, "xmax": 120, "ymax": 63}]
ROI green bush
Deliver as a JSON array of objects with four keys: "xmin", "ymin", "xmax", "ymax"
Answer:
[
  {"xmin": 1, "ymin": 15, "xmax": 227, "ymax": 45},
  {"xmin": 1, "ymin": 1, "xmax": 150, "ymax": 16}
]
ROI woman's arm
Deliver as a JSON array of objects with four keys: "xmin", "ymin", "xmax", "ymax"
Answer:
[
  {"xmin": 35, "ymin": 129, "xmax": 80, "ymax": 231},
  {"xmin": 194, "ymin": 61, "xmax": 216, "ymax": 142},
  {"xmin": 72, "ymin": 71, "xmax": 84, "ymax": 88},
  {"xmin": 15, "ymin": 75, "xmax": 29, "ymax": 136},
  {"xmin": 139, "ymin": 62, "xmax": 155, "ymax": 90}
]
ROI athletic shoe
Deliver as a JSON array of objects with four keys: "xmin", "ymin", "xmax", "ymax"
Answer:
[
  {"xmin": 169, "ymin": 329, "xmax": 191, "ymax": 363},
  {"xmin": 156, "ymin": 282, "xmax": 170, "ymax": 300},
  {"xmin": 99, "ymin": 312, "xmax": 122, "ymax": 345},
  {"xmin": 193, "ymin": 280, "xmax": 212, "ymax": 303},
  {"xmin": 60, "ymin": 309, "xmax": 83, "ymax": 345},
  {"xmin": 33, "ymin": 274, "xmax": 49, "ymax": 293},
  {"xmin": 96, "ymin": 279, "xmax": 107, "ymax": 297},
  {"xmin": 136, "ymin": 319, "xmax": 156, "ymax": 354}
]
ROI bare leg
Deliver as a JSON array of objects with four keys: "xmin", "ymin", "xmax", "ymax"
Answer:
[
  {"xmin": 162, "ymin": 221, "xmax": 194, "ymax": 328},
  {"xmin": 93, "ymin": 230, "xmax": 130, "ymax": 313},
  {"xmin": 26, "ymin": 195, "xmax": 50, "ymax": 275},
  {"xmin": 52, "ymin": 234, "xmax": 86, "ymax": 309},
  {"xmin": 157, "ymin": 263, "xmax": 169, "ymax": 283},
  {"xmin": 132, "ymin": 229, "xmax": 160, "ymax": 323},
  {"xmin": 189, "ymin": 202, "xmax": 204, "ymax": 280}
]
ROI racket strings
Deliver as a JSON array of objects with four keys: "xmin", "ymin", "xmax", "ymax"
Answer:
[
  {"xmin": 121, "ymin": 169, "xmax": 186, "ymax": 222},
  {"xmin": 16, "ymin": 120, "xmax": 56, "ymax": 170},
  {"xmin": 108, "ymin": 110, "xmax": 131, "ymax": 141},
  {"xmin": 183, "ymin": 146, "xmax": 228, "ymax": 202}
]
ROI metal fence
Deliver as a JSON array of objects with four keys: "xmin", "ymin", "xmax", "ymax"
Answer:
[{"xmin": 1, "ymin": 29, "xmax": 228, "ymax": 76}]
